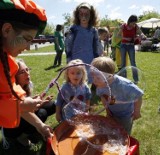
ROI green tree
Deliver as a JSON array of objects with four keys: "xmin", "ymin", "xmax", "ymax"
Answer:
[
  {"xmin": 43, "ymin": 23, "xmax": 55, "ymax": 35},
  {"xmin": 139, "ymin": 11, "xmax": 160, "ymax": 22},
  {"xmin": 63, "ymin": 13, "xmax": 72, "ymax": 26},
  {"xmin": 138, "ymin": 11, "xmax": 160, "ymax": 36}
]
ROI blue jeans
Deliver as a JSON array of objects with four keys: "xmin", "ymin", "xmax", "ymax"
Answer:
[{"xmin": 120, "ymin": 43, "xmax": 138, "ymax": 82}]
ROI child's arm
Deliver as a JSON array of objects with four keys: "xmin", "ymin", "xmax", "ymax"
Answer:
[
  {"xmin": 101, "ymin": 96, "xmax": 112, "ymax": 117},
  {"xmin": 56, "ymin": 106, "xmax": 62, "ymax": 123},
  {"xmin": 86, "ymin": 100, "xmax": 90, "ymax": 107},
  {"xmin": 86, "ymin": 100, "xmax": 90, "ymax": 112},
  {"xmin": 133, "ymin": 96, "xmax": 142, "ymax": 120}
]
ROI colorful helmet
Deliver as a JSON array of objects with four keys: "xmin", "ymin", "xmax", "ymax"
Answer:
[{"xmin": 0, "ymin": 0, "xmax": 47, "ymax": 34}]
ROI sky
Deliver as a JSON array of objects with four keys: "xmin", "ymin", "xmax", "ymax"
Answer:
[{"xmin": 33, "ymin": 0, "xmax": 160, "ymax": 25}]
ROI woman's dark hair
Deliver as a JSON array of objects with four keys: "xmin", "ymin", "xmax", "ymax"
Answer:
[
  {"xmin": 56, "ymin": 24, "xmax": 63, "ymax": 31},
  {"xmin": 0, "ymin": 22, "xmax": 22, "ymax": 100},
  {"xmin": 127, "ymin": 15, "xmax": 138, "ymax": 25},
  {"xmin": 73, "ymin": 2, "xmax": 99, "ymax": 27}
]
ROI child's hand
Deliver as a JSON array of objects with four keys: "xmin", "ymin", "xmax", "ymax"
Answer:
[
  {"xmin": 56, "ymin": 113, "xmax": 62, "ymax": 123},
  {"xmin": 103, "ymin": 51, "xmax": 108, "ymax": 56},
  {"xmin": 20, "ymin": 96, "xmax": 42, "ymax": 112},
  {"xmin": 132, "ymin": 111, "xmax": 141, "ymax": 120},
  {"xmin": 106, "ymin": 108, "xmax": 112, "ymax": 117},
  {"xmin": 58, "ymin": 47, "xmax": 62, "ymax": 51}
]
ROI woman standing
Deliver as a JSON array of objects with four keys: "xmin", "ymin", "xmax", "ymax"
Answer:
[{"xmin": 119, "ymin": 15, "xmax": 146, "ymax": 83}]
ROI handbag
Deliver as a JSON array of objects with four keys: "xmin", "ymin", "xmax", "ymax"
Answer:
[
  {"xmin": 134, "ymin": 37, "xmax": 141, "ymax": 45},
  {"xmin": 0, "ymin": 98, "xmax": 20, "ymax": 128}
]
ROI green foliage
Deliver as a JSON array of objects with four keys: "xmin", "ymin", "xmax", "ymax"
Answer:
[
  {"xmin": 99, "ymin": 11, "xmax": 160, "ymax": 32},
  {"xmin": 139, "ymin": 11, "xmax": 160, "ymax": 22},
  {"xmin": 63, "ymin": 13, "xmax": 72, "ymax": 26},
  {"xmin": 43, "ymin": 23, "xmax": 55, "ymax": 35},
  {"xmin": 0, "ymin": 47, "xmax": 160, "ymax": 154}
]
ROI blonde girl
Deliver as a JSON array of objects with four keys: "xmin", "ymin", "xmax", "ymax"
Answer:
[{"xmin": 55, "ymin": 59, "xmax": 91, "ymax": 122}]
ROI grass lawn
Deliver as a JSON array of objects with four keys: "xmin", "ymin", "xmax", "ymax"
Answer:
[{"xmin": 0, "ymin": 46, "xmax": 160, "ymax": 155}]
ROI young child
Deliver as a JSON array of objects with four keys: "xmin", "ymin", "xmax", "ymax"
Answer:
[
  {"xmin": 98, "ymin": 27, "xmax": 110, "ymax": 56},
  {"xmin": 65, "ymin": 2, "xmax": 99, "ymax": 64},
  {"xmin": 91, "ymin": 57, "xmax": 144, "ymax": 134},
  {"xmin": 55, "ymin": 59, "xmax": 91, "ymax": 122}
]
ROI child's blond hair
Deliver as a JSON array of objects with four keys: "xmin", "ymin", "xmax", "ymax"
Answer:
[
  {"xmin": 91, "ymin": 57, "xmax": 115, "ymax": 74},
  {"xmin": 64, "ymin": 59, "xmax": 87, "ymax": 84}
]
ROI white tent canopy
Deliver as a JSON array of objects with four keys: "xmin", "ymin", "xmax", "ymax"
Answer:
[{"xmin": 137, "ymin": 18, "xmax": 160, "ymax": 28}]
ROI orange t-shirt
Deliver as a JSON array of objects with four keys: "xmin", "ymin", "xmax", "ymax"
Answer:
[
  {"xmin": 0, "ymin": 53, "xmax": 26, "ymax": 100},
  {"xmin": 0, "ymin": 53, "xmax": 26, "ymax": 127}
]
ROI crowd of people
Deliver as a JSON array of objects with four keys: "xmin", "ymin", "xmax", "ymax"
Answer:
[{"xmin": 0, "ymin": 0, "xmax": 146, "ymax": 153}]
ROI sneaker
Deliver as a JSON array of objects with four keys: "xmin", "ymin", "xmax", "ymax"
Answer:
[
  {"xmin": 58, "ymin": 64, "xmax": 63, "ymax": 66},
  {"xmin": 17, "ymin": 134, "xmax": 34, "ymax": 147},
  {"xmin": 134, "ymin": 81, "xmax": 138, "ymax": 85},
  {"xmin": 53, "ymin": 65, "xmax": 57, "ymax": 68},
  {"xmin": 28, "ymin": 133, "xmax": 41, "ymax": 144}
]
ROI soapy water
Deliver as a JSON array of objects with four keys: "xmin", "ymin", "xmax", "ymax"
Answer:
[
  {"xmin": 68, "ymin": 115, "xmax": 129, "ymax": 155},
  {"xmin": 62, "ymin": 98, "xmax": 89, "ymax": 120}
]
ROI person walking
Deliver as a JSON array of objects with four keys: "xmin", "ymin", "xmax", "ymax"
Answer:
[{"xmin": 53, "ymin": 24, "xmax": 64, "ymax": 67}]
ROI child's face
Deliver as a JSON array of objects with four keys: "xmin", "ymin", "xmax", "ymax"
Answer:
[
  {"xmin": 91, "ymin": 71, "xmax": 106, "ymax": 88},
  {"xmin": 78, "ymin": 8, "xmax": 90, "ymax": 24},
  {"xmin": 99, "ymin": 32, "xmax": 108, "ymax": 41},
  {"xmin": 68, "ymin": 67, "xmax": 83, "ymax": 86}
]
